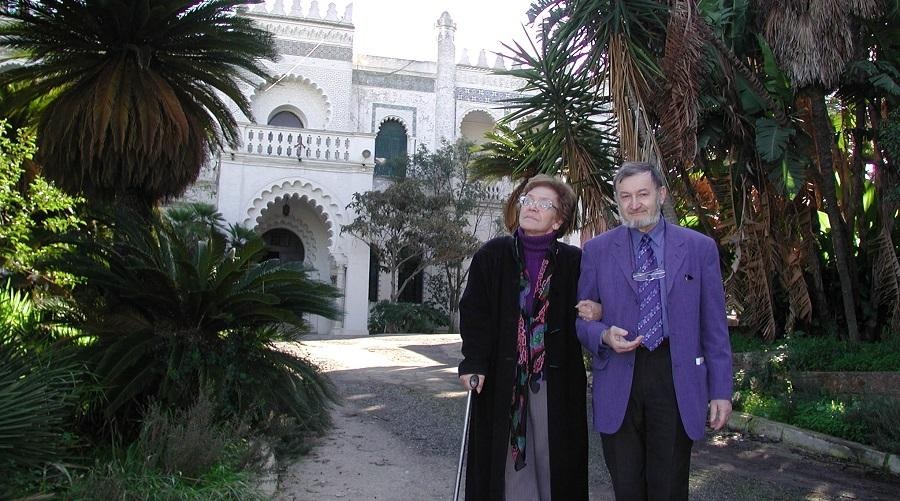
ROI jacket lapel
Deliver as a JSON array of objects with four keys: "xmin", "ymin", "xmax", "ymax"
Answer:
[
  {"xmin": 665, "ymin": 222, "xmax": 687, "ymax": 297},
  {"xmin": 612, "ymin": 227, "xmax": 639, "ymax": 296}
]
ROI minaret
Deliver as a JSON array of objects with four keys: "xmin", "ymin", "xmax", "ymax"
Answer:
[{"xmin": 434, "ymin": 12, "xmax": 457, "ymax": 146}]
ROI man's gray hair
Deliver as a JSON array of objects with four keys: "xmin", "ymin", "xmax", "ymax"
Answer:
[{"xmin": 613, "ymin": 161, "xmax": 665, "ymax": 190}]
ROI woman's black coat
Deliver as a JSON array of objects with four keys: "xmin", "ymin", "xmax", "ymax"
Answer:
[{"xmin": 458, "ymin": 235, "xmax": 588, "ymax": 500}]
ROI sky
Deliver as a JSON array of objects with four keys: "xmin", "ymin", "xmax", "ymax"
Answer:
[{"xmin": 263, "ymin": 0, "xmax": 538, "ymax": 62}]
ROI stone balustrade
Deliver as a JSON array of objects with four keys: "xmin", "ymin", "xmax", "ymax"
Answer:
[{"xmin": 237, "ymin": 125, "xmax": 375, "ymax": 166}]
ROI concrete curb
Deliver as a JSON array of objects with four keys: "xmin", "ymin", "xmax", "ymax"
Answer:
[{"xmin": 727, "ymin": 411, "xmax": 900, "ymax": 476}]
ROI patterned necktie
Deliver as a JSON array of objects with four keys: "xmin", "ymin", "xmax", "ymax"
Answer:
[{"xmin": 636, "ymin": 234, "xmax": 664, "ymax": 350}]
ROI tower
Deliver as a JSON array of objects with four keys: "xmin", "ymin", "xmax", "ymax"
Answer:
[{"xmin": 434, "ymin": 11, "xmax": 457, "ymax": 146}]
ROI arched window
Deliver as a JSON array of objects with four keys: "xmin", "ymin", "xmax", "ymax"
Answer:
[
  {"xmin": 268, "ymin": 110, "xmax": 304, "ymax": 129},
  {"xmin": 460, "ymin": 110, "xmax": 495, "ymax": 145},
  {"xmin": 262, "ymin": 228, "xmax": 305, "ymax": 262},
  {"xmin": 374, "ymin": 119, "xmax": 408, "ymax": 177}
]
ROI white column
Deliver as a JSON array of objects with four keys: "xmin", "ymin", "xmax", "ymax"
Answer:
[
  {"xmin": 331, "ymin": 238, "xmax": 370, "ymax": 336},
  {"xmin": 434, "ymin": 12, "xmax": 457, "ymax": 146}
]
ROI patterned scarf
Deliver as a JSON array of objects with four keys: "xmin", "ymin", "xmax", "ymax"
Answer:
[{"xmin": 509, "ymin": 243, "xmax": 553, "ymax": 471}]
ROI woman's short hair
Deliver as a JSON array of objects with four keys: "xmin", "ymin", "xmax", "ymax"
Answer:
[{"xmin": 504, "ymin": 174, "xmax": 577, "ymax": 236}]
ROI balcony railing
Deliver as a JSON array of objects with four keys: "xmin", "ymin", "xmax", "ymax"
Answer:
[{"xmin": 235, "ymin": 124, "xmax": 376, "ymax": 166}]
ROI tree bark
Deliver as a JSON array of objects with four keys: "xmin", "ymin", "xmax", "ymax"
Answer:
[
  {"xmin": 806, "ymin": 87, "xmax": 860, "ymax": 341},
  {"xmin": 804, "ymin": 207, "xmax": 837, "ymax": 336}
]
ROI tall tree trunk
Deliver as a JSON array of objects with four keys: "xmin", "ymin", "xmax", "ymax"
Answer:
[
  {"xmin": 805, "ymin": 87, "xmax": 860, "ymax": 341},
  {"xmin": 805, "ymin": 207, "xmax": 837, "ymax": 336},
  {"xmin": 870, "ymin": 99, "xmax": 900, "ymax": 335}
]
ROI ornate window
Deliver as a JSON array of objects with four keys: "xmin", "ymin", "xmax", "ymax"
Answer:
[{"xmin": 374, "ymin": 119, "xmax": 408, "ymax": 177}]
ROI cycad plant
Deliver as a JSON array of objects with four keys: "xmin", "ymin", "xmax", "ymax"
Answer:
[
  {"xmin": 46, "ymin": 209, "xmax": 341, "ymax": 435},
  {"xmin": 0, "ymin": 283, "xmax": 83, "ymax": 495},
  {"xmin": 0, "ymin": 0, "xmax": 276, "ymax": 209}
]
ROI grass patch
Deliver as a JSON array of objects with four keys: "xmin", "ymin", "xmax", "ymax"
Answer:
[{"xmin": 733, "ymin": 389, "xmax": 900, "ymax": 454}]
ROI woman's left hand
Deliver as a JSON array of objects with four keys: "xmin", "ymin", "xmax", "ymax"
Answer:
[{"xmin": 576, "ymin": 299, "xmax": 602, "ymax": 321}]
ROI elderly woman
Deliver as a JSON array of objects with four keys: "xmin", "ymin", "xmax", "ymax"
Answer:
[{"xmin": 458, "ymin": 174, "xmax": 589, "ymax": 501}]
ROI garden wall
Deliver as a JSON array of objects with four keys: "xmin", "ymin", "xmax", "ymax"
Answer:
[{"xmin": 790, "ymin": 372, "xmax": 900, "ymax": 398}]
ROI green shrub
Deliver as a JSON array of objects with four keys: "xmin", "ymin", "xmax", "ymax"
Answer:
[
  {"xmin": 729, "ymin": 332, "xmax": 768, "ymax": 353},
  {"xmin": 792, "ymin": 397, "xmax": 867, "ymax": 443},
  {"xmin": 368, "ymin": 301, "xmax": 449, "ymax": 334},
  {"xmin": 734, "ymin": 390, "xmax": 791, "ymax": 422},
  {"xmin": 44, "ymin": 209, "xmax": 340, "ymax": 436},
  {"xmin": 0, "ymin": 121, "xmax": 83, "ymax": 284},
  {"xmin": 785, "ymin": 336, "xmax": 900, "ymax": 372}
]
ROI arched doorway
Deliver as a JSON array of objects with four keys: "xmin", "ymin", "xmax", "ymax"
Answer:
[{"xmin": 261, "ymin": 228, "xmax": 305, "ymax": 262}]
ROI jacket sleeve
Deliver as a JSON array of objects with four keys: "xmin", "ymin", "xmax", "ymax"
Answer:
[
  {"xmin": 576, "ymin": 239, "xmax": 611, "ymax": 356},
  {"xmin": 458, "ymin": 246, "xmax": 495, "ymax": 376},
  {"xmin": 698, "ymin": 237, "xmax": 733, "ymax": 400}
]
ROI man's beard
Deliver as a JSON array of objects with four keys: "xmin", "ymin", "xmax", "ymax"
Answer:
[
  {"xmin": 620, "ymin": 201, "xmax": 662, "ymax": 229},
  {"xmin": 621, "ymin": 211, "xmax": 660, "ymax": 229}
]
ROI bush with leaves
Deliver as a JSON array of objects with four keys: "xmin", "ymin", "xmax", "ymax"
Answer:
[
  {"xmin": 0, "ymin": 121, "xmax": 82, "ymax": 283},
  {"xmin": 44, "ymin": 209, "xmax": 341, "ymax": 435},
  {"xmin": 368, "ymin": 301, "xmax": 449, "ymax": 334}
]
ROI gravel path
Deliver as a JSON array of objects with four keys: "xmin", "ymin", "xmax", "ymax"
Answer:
[{"xmin": 275, "ymin": 334, "xmax": 900, "ymax": 500}]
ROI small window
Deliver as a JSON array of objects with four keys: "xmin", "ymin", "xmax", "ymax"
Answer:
[
  {"xmin": 368, "ymin": 247, "xmax": 380, "ymax": 302},
  {"xmin": 268, "ymin": 111, "xmax": 304, "ymax": 129}
]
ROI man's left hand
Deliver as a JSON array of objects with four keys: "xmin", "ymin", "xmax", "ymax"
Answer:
[
  {"xmin": 576, "ymin": 300, "xmax": 603, "ymax": 321},
  {"xmin": 709, "ymin": 399, "xmax": 732, "ymax": 430}
]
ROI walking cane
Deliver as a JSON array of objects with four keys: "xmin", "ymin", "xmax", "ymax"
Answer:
[{"xmin": 454, "ymin": 374, "xmax": 480, "ymax": 501}]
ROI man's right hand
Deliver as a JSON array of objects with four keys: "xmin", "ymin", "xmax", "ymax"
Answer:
[
  {"xmin": 602, "ymin": 326, "xmax": 643, "ymax": 353},
  {"xmin": 459, "ymin": 374, "xmax": 485, "ymax": 393}
]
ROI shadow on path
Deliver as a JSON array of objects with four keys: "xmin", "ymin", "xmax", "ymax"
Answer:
[{"xmin": 276, "ymin": 334, "xmax": 900, "ymax": 500}]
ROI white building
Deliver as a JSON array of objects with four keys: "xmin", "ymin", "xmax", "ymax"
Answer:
[{"xmin": 186, "ymin": 2, "xmax": 522, "ymax": 335}]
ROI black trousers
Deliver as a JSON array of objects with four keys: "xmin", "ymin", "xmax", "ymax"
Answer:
[{"xmin": 600, "ymin": 340, "xmax": 693, "ymax": 501}]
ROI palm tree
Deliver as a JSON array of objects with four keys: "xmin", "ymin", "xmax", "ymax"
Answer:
[
  {"xmin": 757, "ymin": 0, "xmax": 886, "ymax": 341},
  {"xmin": 499, "ymin": 0, "xmax": 900, "ymax": 343},
  {"xmin": 498, "ymin": 26, "xmax": 622, "ymax": 234},
  {"xmin": 0, "ymin": 0, "xmax": 276, "ymax": 211}
]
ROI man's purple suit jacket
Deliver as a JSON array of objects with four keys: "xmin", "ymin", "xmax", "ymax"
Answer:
[{"xmin": 576, "ymin": 222, "xmax": 733, "ymax": 440}]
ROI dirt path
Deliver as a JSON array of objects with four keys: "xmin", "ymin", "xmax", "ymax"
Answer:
[{"xmin": 275, "ymin": 334, "xmax": 900, "ymax": 500}]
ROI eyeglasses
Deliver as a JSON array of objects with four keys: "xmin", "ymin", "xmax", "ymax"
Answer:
[
  {"xmin": 518, "ymin": 195, "xmax": 557, "ymax": 211},
  {"xmin": 632, "ymin": 269, "xmax": 666, "ymax": 282}
]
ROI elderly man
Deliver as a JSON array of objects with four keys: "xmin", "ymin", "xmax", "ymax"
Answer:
[{"xmin": 576, "ymin": 161, "xmax": 733, "ymax": 500}]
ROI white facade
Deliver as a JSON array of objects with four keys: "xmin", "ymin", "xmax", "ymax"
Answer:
[{"xmin": 192, "ymin": 2, "xmax": 522, "ymax": 335}]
